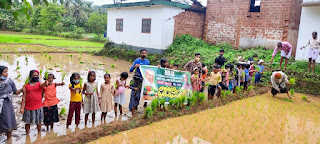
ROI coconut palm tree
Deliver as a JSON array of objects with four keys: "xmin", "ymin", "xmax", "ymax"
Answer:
[{"xmin": 71, "ymin": 0, "xmax": 90, "ymax": 21}]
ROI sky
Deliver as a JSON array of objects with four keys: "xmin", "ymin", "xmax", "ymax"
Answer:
[{"xmin": 85, "ymin": 0, "xmax": 207, "ymax": 6}]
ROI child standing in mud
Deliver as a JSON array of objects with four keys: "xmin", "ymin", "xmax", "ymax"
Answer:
[
  {"xmin": 20, "ymin": 70, "xmax": 47, "ymax": 134},
  {"xmin": 67, "ymin": 73, "xmax": 82, "ymax": 129},
  {"xmin": 43, "ymin": 73, "xmax": 65, "ymax": 130},
  {"xmin": 83, "ymin": 71, "xmax": 100, "ymax": 126},
  {"xmin": 129, "ymin": 74, "xmax": 142, "ymax": 116},
  {"xmin": 114, "ymin": 72, "xmax": 129, "ymax": 116},
  {"xmin": 207, "ymin": 65, "xmax": 222, "ymax": 100},
  {"xmin": 99, "ymin": 74, "xmax": 115, "ymax": 121}
]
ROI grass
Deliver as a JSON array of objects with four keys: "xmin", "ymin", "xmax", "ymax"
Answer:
[
  {"xmin": 64, "ymin": 48, "xmax": 103, "ymax": 52},
  {"xmin": 0, "ymin": 34, "xmax": 103, "ymax": 48}
]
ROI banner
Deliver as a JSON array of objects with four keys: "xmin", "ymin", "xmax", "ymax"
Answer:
[{"xmin": 140, "ymin": 65, "xmax": 192, "ymax": 102}]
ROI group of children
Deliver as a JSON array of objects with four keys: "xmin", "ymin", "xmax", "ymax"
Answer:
[
  {"xmin": 19, "ymin": 69, "xmax": 143, "ymax": 134},
  {"xmin": 189, "ymin": 59, "xmax": 265, "ymax": 99}
]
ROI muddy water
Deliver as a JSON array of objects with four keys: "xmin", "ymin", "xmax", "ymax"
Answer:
[
  {"xmin": 0, "ymin": 53, "xmax": 142, "ymax": 144},
  {"xmin": 91, "ymin": 93, "xmax": 320, "ymax": 144}
]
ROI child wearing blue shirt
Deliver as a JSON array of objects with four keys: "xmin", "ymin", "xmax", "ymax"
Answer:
[
  {"xmin": 244, "ymin": 64, "xmax": 250, "ymax": 91},
  {"xmin": 255, "ymin": 60, "xmax": 264, "ymax": 86}
]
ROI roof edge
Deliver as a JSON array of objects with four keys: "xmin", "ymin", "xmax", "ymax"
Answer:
[
  {"xmin": 301, "ymin": 2, "xmax": 320, "ymax": 7},
  {"xmin": 102, "ymin": 0, "xmax": 192, "ymax": 9}
]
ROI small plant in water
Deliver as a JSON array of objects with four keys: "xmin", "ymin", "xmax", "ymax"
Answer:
[
  {"xmin": 16, "ymin": 61, "xmax": 19, "ymax": 66},
  {"xmin": 105, "ymin": 70, "xmax": 109, "ymax": 74},
  {"xmin": 25, "ymin": 55, "xmax": 28, "ymax": 62},
  {"xmin": 69, "ymin": 54, "xmax": 72, "ymax": 58},
  {"xmin": 6, "ymin": 55, "xmax": 9, "ymax": 59},
  {"xmin": 49, "ymin": 56, "xmax": 51, "ymax": 61},
  {"xmin": 45, "ymin": 52, "xmax": 48, "ymax": 57},
  {"xmin": 111, "ymin": 64, "xmax": 115, "ymax": 68},
  {"xmin": 283, "ymin": 98, "xmax": 293, "ymax": 102},
  {"xmin": 289, "ymin": 78, "xmax": 295, "ymax": 85},
  {"xmin": 16, "ymin": 67, "xmax": 20, "ymax": 70},
  {"xmin": 61, "ymin": 72, "xmax": 66, "ymax": 82},
  {"xmin": 290, "ymin": 89, "xmax": 294, "ymax": 97},
  {"xmin": 59, "ymin": 107, "xmax": 66, "ymax": 116},
  {"xmin": 16, "ymin": 74, "xmax": 21, "ymax": 79},
  {"xmin": 79, "ymin": 61, "xmax": 83, "ymax": 64},
  {"xmin": 114, "ymin": 56, "xmax": 118, "ymax": 61}
]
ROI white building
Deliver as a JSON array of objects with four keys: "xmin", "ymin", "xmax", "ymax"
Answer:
[
  {"xmin": 296, "ymin": 0, "xmax": 320, "ymax": 63},
  {"xmin": 103, "ymin": 0, "xmax": 193, "ymax": 53}
]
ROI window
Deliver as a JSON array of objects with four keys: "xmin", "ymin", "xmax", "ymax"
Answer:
[
  {"xmin": 249, "ymin": 0, "xmax": 261, "ymax": 12},
  {"xmin": 116, "ymin": 19, "xmax": 123, "ymax": 32},
  {"xmin": 142, "ymin": 19, "xmax": 151, "ymax": 33}
]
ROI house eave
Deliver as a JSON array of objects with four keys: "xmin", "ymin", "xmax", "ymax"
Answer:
[
  {"xmin": 102, "ymin": 0, "xmax": 192, "ymax": 9},
  {"xmin": 301, "ymin": 2, "xmax": 320, "ymax": 7}
]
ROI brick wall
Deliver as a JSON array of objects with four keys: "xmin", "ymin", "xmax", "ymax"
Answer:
[
  {"xmin": 204, "ymin": 0, "xmax": 302, "ymax": 54},
  {"xmin": 174, "ymin": 10, "xmax": 205, "ymax": 39}
]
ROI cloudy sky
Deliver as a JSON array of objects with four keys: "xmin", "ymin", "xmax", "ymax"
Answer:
[{"xmin": 85, "ymin": 0, "xmax": 207, "ymax": 6}]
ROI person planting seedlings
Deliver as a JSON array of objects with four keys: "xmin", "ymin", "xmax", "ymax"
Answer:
[
  {"xmin": 207, "ymin": 65, "xmax": 222, "ymax": 100},
  {"xmin": 300, "ymin": 31, "xmax": 320, "ymax": 74},
  {"xmin": 270, "ymin": 71, "xmax": 291, "ymax": 99},
  {"xmin": 270, "ymin": 41, "xmax": 292, "ymax": 71}
]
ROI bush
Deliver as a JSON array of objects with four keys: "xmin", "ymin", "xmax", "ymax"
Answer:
[{"xmin": 88, "ymin": 36, "xmax": 108, "ymax": 43}]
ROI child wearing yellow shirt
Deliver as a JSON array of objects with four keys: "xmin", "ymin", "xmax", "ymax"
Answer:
[
  {"xmin": 67, "ymin": 73, "xmax": 82, "ymax": 128},
  {"xmin": 207, "ymin": 65, "xmax": 222, "ymax": 100}
]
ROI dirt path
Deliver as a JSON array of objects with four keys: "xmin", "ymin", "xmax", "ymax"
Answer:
[{"xmin": 89, "ymin": 93, "xmax": 320, "ymax": 144}]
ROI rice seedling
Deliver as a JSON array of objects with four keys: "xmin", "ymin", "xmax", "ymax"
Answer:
[
  {"xmin": 45, "ymin": 52, "xmax": 48, "ymax": 57},
  {"xmin": 61, "ymin": 72, "xmax": 66, "ymax": 82},
  {"xmin": 179, "ymin": 95, "xmax": 186, "ymax": 108},
  {"xmin": 283, "ymin": 98, "xmax": 293, "ymax": 102},
  {"xmin": 79, "ymin": 78, "xmax": 84, "ymax": 88},
  {"xmin": 198, "ymin": 92, "xmax": 205, "ymax": 103},
  {"xmin": 93, "ymin": 87, "xmax": 97, "ymax": 93},
  {"xmin": 69, "ymin": 54, "xmax": 72, "ymax": 58},
  {"xmin": 0, "ymin": 54, "xmax": 2, "ymax": 58},
  {"xmin": 79, "ymin": 57, "xmax": 81, "ymax": 60},
  {"xmin": 129, "ymin": 59, "xmax": 132, "ymax": 63},
  {"xmin": 289, "ymin": 78, "xmax": 295, "ymax": 85},
  {"xmin": 44, "ymin": 71, "xmax": 49, "ymax": 80},
  {"xmin": 160, "ymin": 98, "xmax": 166, "ymax": 110},
  {"xmin": 25, "ymin": 55, "xmax": 28, "ymax": 62},
  {"xmin": 6, "ymin": 55, "xmax": 9, "ymax": 59},
  {"xmin": 105, "ymin": 70, "xmax": 109, "ymax": 74},
  {"xmin": 41, "ymin": 52, "xmax": 43, "ymax": 56},
  {"xmin": 79, "ymin": 61, "xmax": 83, "ymax": 64},
  {"xmin": 102, "ymin": 56, "xmax": 105, "ymax": 59},
  {"xmin": 169, "ymin": 99, "xmax": 175, "ymax": 107},
  {"xmin": 16, "ymin": 74, "xmax": 21, "ymax": 79},
  {"xmin": 151, "ymin": 99, "xmax": 159, "ymax": 112},
  {"xmin": 59, "ymin": 107, "xmax": 66, "ymax": 116},
  {"xmin": 247, "ymin": 85, "xmax": 253, "ymax": 91},
  {"xmin": 301, "ymin": 95, "xmax": 310, "ymax": 102},
  {"xmin": 49, "ymin": 56, "xmax": 51, "ymax": 61},
  {"xmin": 221, "ymin": 90, "xmax": 226, "ymax": 99},
  {"xmin": 16, "ymin": 61, "xmax": 19, "ymax": 66},
  {"xmin": 16, "ymin": 66, "xmax": 20, "ymax": 70},
  {"xmin": 24, "ymin": 77, "xmax": 29, "ymax": 85},
  {"xmin": 240, "ymin": 86, "xmax": 244, "ymax": 90},
  {"xmin": 144, "ymin": 107, "xmax": 153, "ymax": 119},
  {"xmin": 114, "ymin": 56, "xmax": 118, "ymax": 61},
  {"xmin": 290, "ymin": 89, "xmax": 294, "ymax": 97},
  {"xmin": 79, "ymin": 52, "xmax": 82, "ymax": 55},
  {"xmin": 226, "ymin": 90, "xmax": 232, "ymax": 96},
  {"xmin": 111, "ymin": 64, "xmax": 115, "ymax": 68},
  {"xmin": 99, "ymin": 63, "xmax": 104, "ymax": 65}
]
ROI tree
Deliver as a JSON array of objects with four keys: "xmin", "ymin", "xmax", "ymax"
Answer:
[
  {"xmin": 38, "ymin": 4, "xmax": 64, "ymax": 32},
  {"xmin": 86, "ymin": 12, "xmax": 107, "ymax": 37},
  {"xmin": 0, "ymin": 0, "xmax": 48, "ymax": 19},
  {"xmin": 71, "ymin": 0, "xmax": 90, "ymax": 21}
]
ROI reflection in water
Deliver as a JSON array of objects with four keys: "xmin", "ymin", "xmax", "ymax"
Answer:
[{"xmin": 0, "ymin": 53, "xmax": 141, "ymax": 143}]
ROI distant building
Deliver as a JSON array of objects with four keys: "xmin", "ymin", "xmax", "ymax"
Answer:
[
  {"xmin": 204, "ymin": 0, "xmax": 303, "ymax": 54},
  {"xmin": 103, "ymin": 0, "xmax": 206, "ymax": 54},
  {"xmin": 296, "ymin": 0, "xmax": 320, "ymax": 62}
]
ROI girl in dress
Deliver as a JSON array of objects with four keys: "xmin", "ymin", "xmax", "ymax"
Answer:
[
  {"xmin": 20, "ymin": 70, "xmax": 47, "ymax": 134},
  {"xmin": 99, "ymin": 74, "xmax": 115, "ymax": 121},
  {"xmin": 82, "ymin": 71, "xmax": 100, "ymax": 126},
  {"xmin": 114, "ymin": 72, "xmax": 128, "ymax": 116},
  {"xmin": 0, "ymin": 66, "xmax": 23, "ymax": 140},
  {"xmin": 43, "ymin": 73, "xmax": 65, "ymax": 130}
]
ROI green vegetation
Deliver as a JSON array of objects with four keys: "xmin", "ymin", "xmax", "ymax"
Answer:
[
  {"xmin": 0, "ymin": 36, "xmax": 31, "ymax": 43},
  {"xmin": 283, "ymin": 98, "xmax": 293, "ymax": 102},
  {"xmin": 59, "ymin": 107, "xmax": 66, "ymax": 116}
]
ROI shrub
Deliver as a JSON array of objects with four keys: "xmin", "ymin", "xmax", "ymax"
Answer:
[
  {"xmin": 144, "ymin": 107, "xmax": 153, "ymax": 119},
  {"xmin": 88, "ymin": 36, "xmax": 108, "ymax": 43}
]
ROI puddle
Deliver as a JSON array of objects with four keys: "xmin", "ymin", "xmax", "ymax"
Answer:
[
  {"xmin": 90, "ymin": 93, "xmax": 320, "ymax": 144},
  {"xmin": 0, "ymin": 53, "xmax": 143, "ymax": 144}
]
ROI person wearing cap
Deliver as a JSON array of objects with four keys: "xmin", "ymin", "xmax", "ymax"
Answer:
[
  {"xmin": 270, "ymin": 71, "xmax": 291, "ymax": 99},
  {"xmin": 300, "ymin": 31, "xmax": 320, "ymax": 73},
  {"xmin": 254, "ymin": 59, "xmax": 264, "ymax": 86},
  {"xmin": 215, "ymin": 49, "xmax": 226, "ymax": 67},
  {"xmin": 271, "ymin": 41, "xmax": 292, "ymax": 70},
  {"xmin": 184, "ymin": 53, "xmax": 203, "ymax": 75}
]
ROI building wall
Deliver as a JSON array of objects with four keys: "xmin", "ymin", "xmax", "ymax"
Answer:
[
  {"xmin": 296, "ymin": 5, "xmax": 320, "ymax": 63},
  {"xmin": 204, "ymin": 0, "xmax": 302, "ymax": 52},
  {"xmin": 107, "ymin": 5, "xmax": 184, "ymax": 51},
  {"xmin": 173, "ymin": 10, "xmax": 205, "ymax": 39}
]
